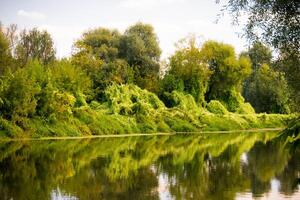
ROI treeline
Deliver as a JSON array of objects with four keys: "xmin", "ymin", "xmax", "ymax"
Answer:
[{"xmin": 0, "ymin": 22, "xmax": 297, "ymax": 135}]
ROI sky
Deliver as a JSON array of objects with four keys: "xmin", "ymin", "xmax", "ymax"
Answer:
[{"xmin": 0, "ymin": 0, "xmax": 248, "ymax": 59}]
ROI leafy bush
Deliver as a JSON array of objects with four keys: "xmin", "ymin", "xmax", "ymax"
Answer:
[
  {"xmin": 160, "ymin": 91, "xmax": 201, "ymax": 113},
  {"xmin": 0, "ymin": 66, "xmax": 40, "ymax": 124},
  {"xmin": 161, "ymin": 36, "xmax": 211, "ymax": 106},
  {"xmin": 236, "ymin": 103, "xmax": 256, "ymax": 114},
  {"xmin": 105, "ymin": 84, "xmax": 164, "ymax": 115},
  {"xmin": 207, "ymin": 100, "xmax": 228, "ymax": 115}
]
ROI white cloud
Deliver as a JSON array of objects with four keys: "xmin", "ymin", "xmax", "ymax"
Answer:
[
  {"xmin": 17, "ymin": 10, "xmax": 46, "ymax": 20},
  {"xmin": 119, "ymin": 0, "xmax": 185, "ymax": 9}
]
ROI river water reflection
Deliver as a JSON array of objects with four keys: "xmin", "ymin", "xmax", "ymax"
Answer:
[{"xmin": 0, "ymin": 131, "xmax": 299, "ymax": 200}]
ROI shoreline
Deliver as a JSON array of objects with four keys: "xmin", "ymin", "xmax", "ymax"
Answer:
[{"xmin": 0, "ymin": 127, "xmax": 284, "ymax": 142}]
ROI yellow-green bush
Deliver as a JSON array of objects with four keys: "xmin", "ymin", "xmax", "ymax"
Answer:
[
  {"xmin": 105, "ymin": 84, "xmax": 164, "ymax": 115},
  {"xmin": 236, "ymin": 103, "xmax": 256, "ymax": 114},
  {"xmin": 207, "ymin": 100, "xmax": 228, "ymax": 115}
]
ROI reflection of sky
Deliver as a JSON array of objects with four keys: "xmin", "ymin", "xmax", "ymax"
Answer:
[
  {"xmin": 240, "ymin": 152, "xmax": 248, "ymax": 165},
  {"xmin": 158, "ymin": 173, "xmax": 172, "ymax": 200},
  {"xmin": 236, "ymin": 189, "xmax": 300, "ymax": 200},
  {"xmin": 236, "ymin": 178, "xmax": 300, "ymax": 200},
  {"xmin": 51, "ymin": 188, "xmax": 78, "ymax": 200}
]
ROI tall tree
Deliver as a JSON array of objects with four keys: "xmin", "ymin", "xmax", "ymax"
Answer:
[
  {"xmin": 200, "ymin": 40, "xmax": 252, "ymax": 111},
  {"xmin": 15, "ymin": 28, "xmax": 55, "ymax": 66},
  {"xmin": 74, "ymin": 28, "xmax": 121, "ymax": 63},
  {"xmin": 222, "ymin": 0, "xmax": 300, "ymax": 53},
  {"xmin": 119, "ymin": 22, "xmax": 161, "ymax": 92},
  {"xmin": 161, "ymin": 36, "xmax": 211, "ymax": 106},
  {"xmin": 222, "ymin": 0, "xmax": 300, "ymax": 112},
  {"xmin": 241, "ymin": 42, "xmax": 272, "ymax": 106},
  {"xmin": 0, "ymin": 29, "xmax": 12, "ymax": 74},
  {"xmin": 247, "ymin": 64, "xmax": 290, "ymax": 113},
  {"xmin": 274, "ymin": 52, "xmax": 300, "ymax": 112},
  {"xmin": 72, "ymin": 27, "xmax": 133, "ymax": 100}
]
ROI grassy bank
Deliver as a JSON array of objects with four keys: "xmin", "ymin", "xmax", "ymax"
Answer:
[{"xmin": 0, "ymin": 84, "xmax": 295, "ymax": 138}]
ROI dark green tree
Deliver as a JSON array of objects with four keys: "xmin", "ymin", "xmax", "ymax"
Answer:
[
  {"xmin": 15, "ymin": 28, "xmax": 55, "ymax": 66},
  {"xmin": 274, "ymin": 52, "xmax": 300, "ymax": 112},
  {"xmin": 0, "ymin": 30, "xmax": 12, "ymax": 74},
  {"xmin": 242, "ymin": 42, "xmax": 291, "ymax": 113},
  {"xmin": 222, "ymin": 0, "xmax": 299, "ymax": 112},
  {"xmin": 119, "ymin": 22, "xmax": 161, "ymax": 92},
  {"xmin": 160, "ymin": 36, "xmax": 211, "ymax": 106},
  {"xmin": 74, "ymin": 28, "xmax": 121, "ymax": 63},
  {"xmin": 247, "ymin": 64, "xmax": 290, "ymax": 113},
  {"xmin": 72, "ymin": 28, "xmax": 134, "ymax": 100},
  {"xmin": 200, "ymin": 40, "xmax": 252, "ymax": 111},
  {"xmin": 222, "ymin": 0, "xmax": 299, "ymax": 53}
]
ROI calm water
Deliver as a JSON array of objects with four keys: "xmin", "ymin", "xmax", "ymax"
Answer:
[{"xmin": 0, "ymin": 131, "xmax": 299, "ymax": 200}]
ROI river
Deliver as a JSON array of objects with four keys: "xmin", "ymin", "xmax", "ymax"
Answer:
[{"xmin": 0, "ymin": 131, "xmax": 299, "ymax": 199}]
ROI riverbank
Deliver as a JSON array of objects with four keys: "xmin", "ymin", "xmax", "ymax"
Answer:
[
  {"xmin": 0, "ymin": 128, "xmax": 285, "ymax": 141},
  {"xmin": 0, "ymin": 84, "xmax": 296, "ymax": 138}
]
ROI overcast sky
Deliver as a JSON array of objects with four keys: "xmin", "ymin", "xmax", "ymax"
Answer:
[{"xmin": 0, "ymin": 0, "xmax": 248, "ymax": 59}]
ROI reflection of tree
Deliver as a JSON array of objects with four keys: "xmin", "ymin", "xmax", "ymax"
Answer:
[
  {"xmin": 246, "ymin": 133, "xmax": 300, "ymax": 197},
  {"xmin": 160, "ymin": 145, "xmax": 251, "ymax": 200},
  {"xmin": 0, "ymin": 131, "xmax": 298, "ymax": 199},
  {"xmin": 62, "ymin": 160, "xmax": 159, "ymax": 200},
  {"xmin": 276, "ymin": 143, "xmax": 300, "ymax": 196}
]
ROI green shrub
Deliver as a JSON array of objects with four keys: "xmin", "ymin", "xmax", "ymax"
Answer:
[
  {"xmin": 161, "ymin": 91, "xmax": 200, "ymax": 112},
  {"xmin": 0, "ymin": 66, "xmax": 40, "ymax": 124},
  {"xmin": 219, "ymin": 90, "xmax": 245, "ymax": 112},
  {"xmin": 236, "ymin": 103, "xmax": 256, "ymax": 114},
  {"xmin": 207, "ymin": 100, "xmax": 228, "ymax": 115},
  {"xmin": 105, "ymin": 84, "xmax": 165, "ymax": 115},
  {"xmin": 0, "ymin": 118, "xmax": 23, "ymax": 137}
]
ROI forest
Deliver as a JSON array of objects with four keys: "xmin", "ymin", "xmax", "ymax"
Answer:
[{"xmin": 0, "ymin": 0, "xmax": 299, "ymax": 137}]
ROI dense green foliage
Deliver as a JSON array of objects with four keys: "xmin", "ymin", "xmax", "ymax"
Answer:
[
  {"xmin": 0, "ymin": 23, "xmax": 297, "ymax": 138},
  {"xmin": 0, "ymin": 31, "xmax": 12, "ymax": 74},
  {"xmin": 160, "ymin": 37, "xmax": 252, "ymax": 112},
  {"xmin": 16, "ymin": 28, "xmax": 55, "ymax": 66},
  {"xmin": 275, "ymin": 52, "xmax": 300, "ymax": 112},
  {"xmin": 207, "ymin": 100, "xmax": 228, "ymax": 115},
  {"xmin": 73, "ymin": 22, "xmax": 161, "ymax": 95},
  {"xmin": 247, "ymin": 64, "xmax": 290, "ymax": 114},
  {"xmin": 242, "ymin": 42, "xmax": 291, "ymax": 114},
  {"xmin": 200, "ymin": 40, "xmax": 252, "ymax": 111},
  {"xmin": 120, "ymin": 23, "xmax": 161, "ymax": 92},
  {"xmin": 222, "ymin": 0, "xmax": 300, "ymax": 113},
  {"xmin": 223, "ymin": 0, "xmax": 299, "ymax": 53},
  {"xmin": 160, "ymin": 37, "xmax": 211, "ymax": 106}
]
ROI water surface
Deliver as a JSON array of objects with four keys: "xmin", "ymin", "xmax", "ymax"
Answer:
[{"xmin": 0, "ymin": 131, "xmax": 299, "ymax": 200}]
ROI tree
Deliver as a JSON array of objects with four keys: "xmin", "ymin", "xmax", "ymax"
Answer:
[
  {"xmin": 222, "ymin": 0, "xmax": 299, "ymax": 113},
  {"xmin": 241, "ymin": 42, "xmax": 272, "ymax": 72},
  {"xmin": 222, "ymin": 0, "xmax": 300, "ymax": 53},
  {"xmin": 15, "ymin": 28, "xmax": 55, "ymax": 66},
  {"xmin": 241, "ymin": 42, "xmax": 272, "ymax": 107},
  {"xmin": 241, "ymin": 42, "xmax": 291, "ymax": 113},
  {"xmin": 247, "ymin": 64, "xmax": 290, "ymax": 113},
  {"xmin": 94, "ymin": 59, "xmax": 134, "ymax": 101},
  {"xmin": 119, "ymin": 23, "xmax": 161, "ymax": 92},
  {"xmin": 73, "ymin": 27, "xmax": 135, "ymax": 100},
  {"xmin": 0, "ymin": 30, "xmax": 12, "ymax": 74},
  {"xmin": 161, "ymin": 36, "xmax": 211, "ymax": 106},
  {"xmin": 74, "ymin": 28, "xmax": 121, "ymax": 63},
  {"xmin": 200, "ymin": 40, "xmax": 252, "ymax": 111},
  {"xmin": 0, "ymin": 23, "xmax": 18, "ymax": 53},
  {"xmin": 274, "ymin": 52, "xmax": 300, "ymax": 112},
  {"xmin": 0, "ymin": 65, "xmax": 40, "ymax": 125}
]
